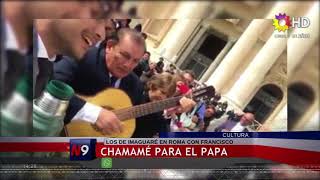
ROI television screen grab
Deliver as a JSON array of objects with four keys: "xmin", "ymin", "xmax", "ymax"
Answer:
[{"xmin": 1, "ymin": 1, "xmax": 319, "ymax": 179}]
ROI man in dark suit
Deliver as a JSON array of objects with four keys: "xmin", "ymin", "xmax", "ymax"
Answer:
[
  {"xmin": 215, "ymin": 112, "xmax": 254, "ymax": 132},
  {"xmin": 54, "ymin": 28, "xmax": 196, "ymax": 136},
  {"xmin": 54, "ymin": 28, "xmax": 146, "ymax": 135}
]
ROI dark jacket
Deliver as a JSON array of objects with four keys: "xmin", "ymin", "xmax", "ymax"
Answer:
[
  {"xmin": 1, "ymin": 49, "xmax": 28, "ymax": 100},
  {"xmin": 34, "ymin": 58, "xmax": 54, "ymax": 98},
  {"xmin": 133, "ymin": 59, "xmax": 149, "ymax": 78},
  {"xmin": 53, "ymin": 46, "xmax": 144, "ymax": 124},
  {"xmin": 155, "ymin": 60, "xmax": 164, "ymax": 73}
]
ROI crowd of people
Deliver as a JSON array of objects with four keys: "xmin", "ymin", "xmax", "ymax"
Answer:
[{"xmin": 126, "ymin": 23, "xmax": 257, "ymax": 134}]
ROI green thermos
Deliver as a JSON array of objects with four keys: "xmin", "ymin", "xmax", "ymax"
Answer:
[{"xmin": 33, "ymin": 80, "xmax": 74, "ymax": 137}]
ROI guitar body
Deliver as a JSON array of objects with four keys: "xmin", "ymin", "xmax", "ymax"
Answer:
[
  {"xmin": 65, "ymin": 88, "xmax": 136, "ymax": 138},
  {"xmin": 65, "ymin": 85, "xmax": 215, "ymax": 138}
]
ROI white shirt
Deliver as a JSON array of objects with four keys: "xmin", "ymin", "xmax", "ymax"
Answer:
[
  {"xmin": 37, "ymin": 35, "xmax": 102, "ymax": 124},
  {"xmin": 72, "ymin": 74, "xmax": 121, "ymax": 123},
  {"xmin": 109, "ymin": 73, "xmax": 121, "ymax": 88},
  {"xmin": 230, "ymin": 122, "xmax": 246, "ymax": 132},
  {"xmin": 5, "ymin": 21, "xmax": 27, "ymax": 54},
  {"xmin": 37, "ymin": 35, "xmax": 56, "ymax": 61},
  {"xmin": 5, "ymin": 21, "xmax": 19, "ymax": 51}
]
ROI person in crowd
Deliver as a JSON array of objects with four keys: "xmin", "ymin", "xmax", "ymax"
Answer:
[
  {"xmin": 53, "ymin": 28, "xmax": 196, "ymax": 136},
  {"xmin": 32, "ymin": 0, "xmax": 127, "ymax": 98},
  {"xmin": 166, "ymin": 74, "xmax": 195, "ymax": 132},
  {"xmin": 155, "ymin": 57, "xmax": 165, "ymax": 74},
  {"xmin": 166, "ymin": 64, "xmax": 177, "ymax": 74},
  {"xmin": 133, "ymin": 51, "xmax": 150, "ymax": 77},
  {"xmin": 114, "ymin": 18, "xmax": 131, "ymax": 30},
  {"xmin": 187, "ymin": 103, "xmax": 206, "ymax": 132},
  {"xmin": 214, "ymin": 101, "xmax": 228, "ymax": 119},
  {"xmin": 201, "ymin": 104, "xmax": 216, "ymax": 131},
  {"xmin": 104, "ymin": 19, "xmax": 117, "ymax": 42},
  {"xmin": 215, "ymin": 112, "xmax": 255, "ymax": 132},
  {"xmin": 181, "ymin": 70, "xmax": 196, "ymax": 88},
  {"xmin": 133, "ymin": 73, "xmax": 180, "ymax": 137},
  {"xmin": 106, "ymin": 0, "xmax": 124, "ymax": 12},
  {"xmin": 141, "ymin": 32, "xmax": 148, "ymax": 40},
  {"xmin": 95, "ymin": 19, "xmax": 117, "ymax": 49},
  {"xmin": 128, "ymin": 6, "xmax": 138, "ymax": 17},
  {"xmin": 140, "ymin": 62, "xmax": 157, "ymax": 85},
  {"xmin": 173, "ymin": 100, "xmax": 211, "ymax": 132},
  {"xmin": 134, "ymin": 24, "xmax": 142, "ymax": 32},
  {"xmin": 170, "ymin": 69, "xmax": 196, "ymax": 97},
  {"xmin": 211, "ymin": 93, "xmax": 221, "ymax": 106}
]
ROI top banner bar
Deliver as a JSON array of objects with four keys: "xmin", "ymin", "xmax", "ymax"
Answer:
[{"xmin": 159, "ymin": 132, "xmax": 320, "ymax": 140}]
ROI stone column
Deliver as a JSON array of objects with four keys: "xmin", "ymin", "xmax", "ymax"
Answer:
[
  {"xmin": 205, "ymin": 2, "xmax": 300, "ymax": 93},
  {"xmin": 157, "ymin": 1, "xmax": 211, "ymax": 62},
  {"xmin": 225, "ymin": 28, "xmax": 288, "ymax": 109},
  {"xmin": 260, "ymin": 101, "xmax": 288, "ymax": 131},
  {"xmin": 303, "ymin": 111, "xmax": 320, "ymax": 131},
  {"xmin": 288, "ymin": 1, "xmax": 319, "ymax": 77},
  {"xmin": 205, "ymin": 19, "xmax": 267, "ymax": 92},
  {"xmin": 159, "ymin": 19, "xmax": 201, "ymax": 62},
  {"xmin": 200, "ymin": 41, "xmax": 234, "ymax": 83},
  {"xmin": 265, "ymin": 104, "xmax": 288, "ymax": 131}
]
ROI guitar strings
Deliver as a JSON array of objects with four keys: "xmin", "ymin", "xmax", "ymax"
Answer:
[
  {"xmin": 107, "ymin": 87, "xmax": 207, "ymax": 121},
  {"xmin": 111, "ymin": 96, "xmax": 182, "ymax": 121}
]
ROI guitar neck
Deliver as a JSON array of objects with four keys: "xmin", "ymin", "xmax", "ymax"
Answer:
[{"xmin": 112, "ymin": 96, "xmax": 182, "ymax": 121}]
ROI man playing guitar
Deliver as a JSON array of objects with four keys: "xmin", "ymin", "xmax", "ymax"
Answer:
[{"xmin": 54, "ymin": 28, "xmax": 196, "ymax": 137}]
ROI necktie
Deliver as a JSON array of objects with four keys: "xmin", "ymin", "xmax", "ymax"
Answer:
[{"xmin": 110, "ymin": 76, "xmax": 117, "ymax": 87}]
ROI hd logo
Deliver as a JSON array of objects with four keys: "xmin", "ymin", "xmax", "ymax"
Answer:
[{"xmin": 70, "ymin": 139, "xmax": 96, "ymax": 161}]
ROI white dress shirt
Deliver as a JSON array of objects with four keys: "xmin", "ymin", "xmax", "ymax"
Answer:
[
  {"xmin": 37, "ymin": 35, "xmax": 56, "ymax": 61},
  {"xmin": 72, "ymin": 74, "xmax": 121, "ymax": 123},
  {"xmin": 5, "ymin": 21, "xmax": 19, "ymax": 51}
]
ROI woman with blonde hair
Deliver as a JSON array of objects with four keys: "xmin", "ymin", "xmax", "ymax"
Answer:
[
  {"xmin": 132, "ymin": 72, "xmax": 181, "ymax": 137},
  {"xmin": 145, "ymin": 72, "xmax": 178, "ymax": 101}
]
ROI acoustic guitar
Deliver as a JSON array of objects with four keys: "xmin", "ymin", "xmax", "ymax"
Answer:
[{"xmin": 65, "ymin": 86, "xmax": 215, "ymax": 138}]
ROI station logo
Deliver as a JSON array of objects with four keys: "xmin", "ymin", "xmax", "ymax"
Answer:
[{"xmin": 70, "ymin": 139, "xmax": 96, "ymax": 161}]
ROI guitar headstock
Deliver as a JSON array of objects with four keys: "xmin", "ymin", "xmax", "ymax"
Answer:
[{"xmin": 191, "ymin": 85, "xmax": 215, "ymax": 103}]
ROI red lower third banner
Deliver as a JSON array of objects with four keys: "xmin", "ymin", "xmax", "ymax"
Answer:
[
  {"xmin": 96, "ymin": 144, "xmax": 251, "ymax": 158},
  {"xmin": 96, "ymin": 144, "xmax": 320, "ymax": 166},
  {"xmin": 95, "ymin": 144, "xmax": 320, "ymax": 170},
  {"xmin": 1, "ymin": 142, "xmax": 320, "ymax": 168}
]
